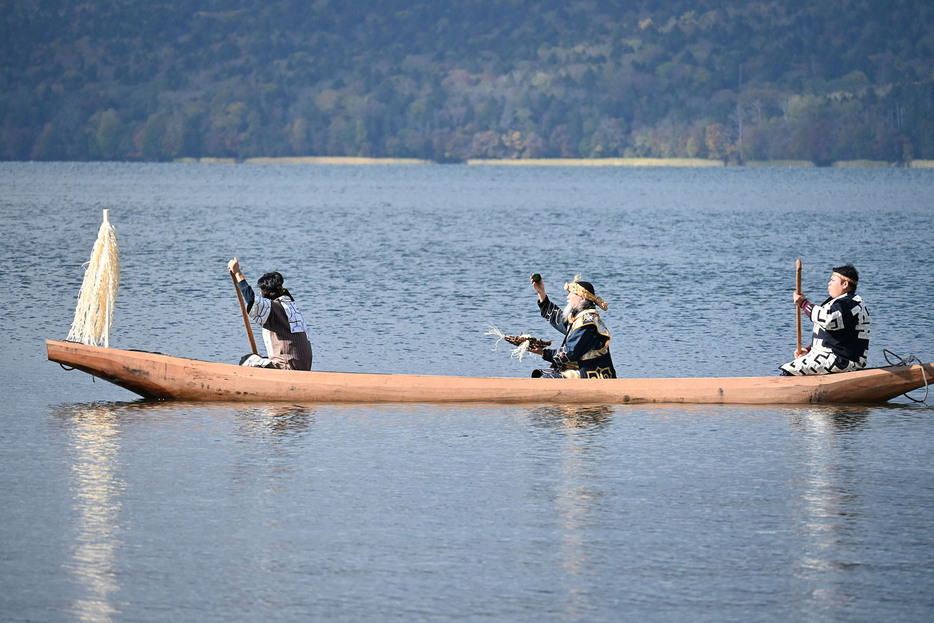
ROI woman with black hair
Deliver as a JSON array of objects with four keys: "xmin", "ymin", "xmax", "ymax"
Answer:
[{"xmin": 227, "ymin": 258, "xmax": 313, "ymax": 370}]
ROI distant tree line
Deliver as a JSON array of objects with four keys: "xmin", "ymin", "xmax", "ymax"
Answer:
[{"xmin": 2, "ymin": 0, "xmax": 933, "ymax": 163}]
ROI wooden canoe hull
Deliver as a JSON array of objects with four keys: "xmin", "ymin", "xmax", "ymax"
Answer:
[{"xmin": 46, "ymin": 340, "xmax": 933, "ymax": 405}]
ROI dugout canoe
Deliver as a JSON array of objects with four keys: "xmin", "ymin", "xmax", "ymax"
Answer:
[{"xmin": 46, "ymin": 340, "xmax": 932, "ymax": 405}]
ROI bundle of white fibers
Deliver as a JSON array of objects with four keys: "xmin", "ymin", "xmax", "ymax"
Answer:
[
  {"xmin": 485, "ymin": 324, "xmax": 537, "ymax": 361},
  {"xmin": 67, "ymin": 210, "xmax": 120, "ymax": 347}
]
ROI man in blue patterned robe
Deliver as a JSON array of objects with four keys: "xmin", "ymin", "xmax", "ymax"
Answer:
[
  {"xmin": 780, "ymin": 263, "xmax": 870, "ymax": 376},
  {"xmin": 529, "ymin": 275, "xmax": 617, "ymax": 379}
]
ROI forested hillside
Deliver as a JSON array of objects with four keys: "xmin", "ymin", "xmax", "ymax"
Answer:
[{"xmin": 3, "ymin": 0, "xmax": 934, "ymax": 163}]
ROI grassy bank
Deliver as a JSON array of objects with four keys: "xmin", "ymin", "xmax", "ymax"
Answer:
[
  {"xmin": 465, "ymin": 157, "xmax": 723, "ymax": 167},
  {"xmin": 174, "ymin": 156, "xmax": 933, "ymax": 168}
]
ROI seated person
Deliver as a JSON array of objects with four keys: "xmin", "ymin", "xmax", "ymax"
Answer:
[
  {"xmin": 228, "ymin": 258, "xmax": 313, "ymax": 371},
  {"xmin": 780, "ymin": 263, "xmax": 869, "ymax": 376},
  {"xmin": 528, "ymin": 274, "xmax": 616, "ymax": 379}
]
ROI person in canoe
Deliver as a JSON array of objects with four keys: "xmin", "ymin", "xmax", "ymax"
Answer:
[
  {"xmin": 780, "ymin": 263, "xmax": 870, "ymax": 376},
  {"xmin": 227, "ymin": 258, "xmax": 313, "ymax": 370},
  {"xmin": 527, "ymin": 273, "xmax": 617, "ymax": 379}
]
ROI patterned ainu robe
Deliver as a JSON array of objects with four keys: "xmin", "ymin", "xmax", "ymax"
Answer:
[
  {"xmin": 780, "ymin": 292, "xmax": 870, "ymax": 376},
  {"xmin": 534, "ymin": 296, "xmax": 617, "ymax": 379},
  {"xmin": 237, "ymin": 281, "xmax": 313, "ymax": 371}
]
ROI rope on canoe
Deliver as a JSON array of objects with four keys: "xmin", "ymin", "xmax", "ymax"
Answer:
[
  {"xmin": 884, "ymin": 349, "xmax": 929, "ymax": 404},
  {"xmin": 57, "ymin": 362, "xmax": 96, "ymax": 382}
]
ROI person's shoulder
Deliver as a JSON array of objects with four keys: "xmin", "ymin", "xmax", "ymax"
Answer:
[
  {"xmin": 832, "ymin": 293, "xmax": 868, "ymax": 322},
  {"xmin": 829, "ymin": 293, "xmax": 865, "ymax": 311},
  {"xmin": 574, "ymin": 310, "xmax": 599, "ymax": 326}
]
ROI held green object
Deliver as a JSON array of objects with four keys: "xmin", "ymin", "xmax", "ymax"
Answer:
[{"xmin": 531, "ymin": 273, "xmax": 541, "ymax": 282}]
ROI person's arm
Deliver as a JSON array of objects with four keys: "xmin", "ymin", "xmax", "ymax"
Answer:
[
  {"xmin": 237, "ymin": 280, "xmax": 256, "ymax": 311},
  {"xmin": 529, "ymin": 274, "xmax": 569, "ymax": 356},
  {"xmin": 538, "ymin": 296, "xmax": 567, "ymax": 331},
  {"xmin": 531, "ymin": 273, "xmax": 546, "ymax": 303},
  {"xmin": 528, "ymin": 299, "xmax": 563, "ymax": 356},
  {"xmin": 794, "ymin": 291, "xmax": 814, "ymax": 317},
  {"xmin": 228, "ymin": 258, "xmax": 245, "ymax": 282},
  {"xmin": 532, "ymin": 274, "xmax": 564, "ymax": 326},
  {"xmin": 792, "ymin": 292, "xmax": 815, "ymax": 358},
  {"xmin": 228, "ymin": 257, "xmax": 255, "ymax": 311}
]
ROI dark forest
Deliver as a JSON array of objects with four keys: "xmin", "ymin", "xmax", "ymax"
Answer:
[{"xmin": 3, "ymin": 0, "xmax": 933, "ymax": 163}]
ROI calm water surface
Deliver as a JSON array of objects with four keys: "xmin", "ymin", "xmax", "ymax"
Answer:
[{"xmin": 1, "ymin": 162, "xmax": 933, "ymax": 621}]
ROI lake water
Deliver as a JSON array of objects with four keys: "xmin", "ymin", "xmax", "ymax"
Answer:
[{"xmin": 1, "ymin": 162, "xmax": 933, "ymax": 621}]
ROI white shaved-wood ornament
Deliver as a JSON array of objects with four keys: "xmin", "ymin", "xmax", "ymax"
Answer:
[
  {"xmin": 486, "ymin": 325, "xmax": 552, "ymax": 361},
  {"xmin": 67, "ymin": 209, "xmax": 120, "ymax": 347}
]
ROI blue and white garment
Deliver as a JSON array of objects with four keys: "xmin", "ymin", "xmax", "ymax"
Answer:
[
  {"xmin": 534, "ymin": 296, "xmax": 617, "ymax": 379},
  {"xmin": 237, "ymin": 280, "xmax": 313, "ymax": 371},
  {"xmin": 780, "ymin": 292, "xmax": 870, "ymax": 376}
]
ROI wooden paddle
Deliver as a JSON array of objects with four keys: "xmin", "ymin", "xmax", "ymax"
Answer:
[
  {"xmin": 795, "ymin": 259, "xmax": 802, "ymax": 354},
  {"xmin": 231, "ymin": 271, "xmax": 258, "ymax": 355}
]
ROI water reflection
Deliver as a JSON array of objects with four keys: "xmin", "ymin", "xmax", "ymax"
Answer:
[
  {"xmin": 789, "ymin": 405, "xmax": 868, "ymax": 609},
  {"xmin": 232, "ymin": 404, "xmax": 315, "ymax": 439},
  {"xmin": 790, "ymin": 404, "xmax": 871, "ymax": 432},
  {"xmin": 51, "ymin": 403, "xmax": 126, "ymax": 623},
  {"xmin": 227, "ymin": 404, "xmax": 316, "ymax": 497},
  {"xmin": 526, "ymin": 404, "xmax": 614, "ymax": 620},
  {"xmin": 528, "ymin": 404, "xmax": 613, "ymax": 431}
]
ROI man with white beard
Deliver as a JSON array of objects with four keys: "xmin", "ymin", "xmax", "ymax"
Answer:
[{"xmin": 528, "ymin": 274, "xmax": 617, "ymax": 379}]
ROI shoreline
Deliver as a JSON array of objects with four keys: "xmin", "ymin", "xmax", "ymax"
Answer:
[{"xmin": 174, "ymin": 156, "xmax": 934, "ymax": 168}]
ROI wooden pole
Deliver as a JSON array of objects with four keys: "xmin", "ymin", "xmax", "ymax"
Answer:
[
  {"xmin": 232, "ymin": 272, "xmax": 258, "ymax": 355},
  {"xmin": 795, "ymin": 259, "xmax": 802, "ymax": 354}
]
